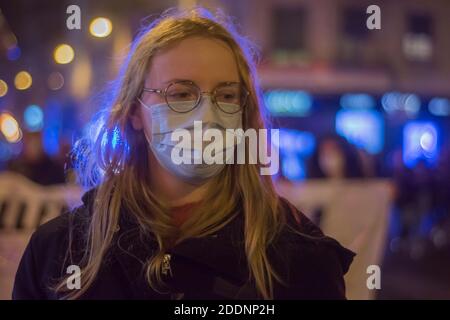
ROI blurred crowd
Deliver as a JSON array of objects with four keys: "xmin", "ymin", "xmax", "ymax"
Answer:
[
  {"xmin": 4, "ymin": 131, "xmax": 70, "ymax": 185},
  {"xmin": 305, "ymin": 134, "xmax": 450, "ymax": 260}
]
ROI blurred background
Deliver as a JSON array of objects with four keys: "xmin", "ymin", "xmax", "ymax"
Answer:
[{"xmin": 0, "ymin": 0, "xmax": 449, "ymax": 299}]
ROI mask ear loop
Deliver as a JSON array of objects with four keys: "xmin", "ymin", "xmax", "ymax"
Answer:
[
  {"xmin": 135, "ymin": 97, "xmax": 153, "ymax": 144},
  {"xmin": 137, "ymin": 97, "xmax": 152, "ymax": 109}
]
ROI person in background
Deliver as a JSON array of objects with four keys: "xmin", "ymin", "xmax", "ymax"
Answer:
[
  {"xmin": 7, "ymin": 131, "xmax": 66, "ymax": 185},
  {"xmin": 390, "ymin": 150, "xmax": 440, "ymax": 258},
  {"xmin": 305, "ymin": 134, "xmax": 365, "ymax": 225},
  {"xmin": 308, "ymin": 134, "xmax": 365, "ymax": 180}
]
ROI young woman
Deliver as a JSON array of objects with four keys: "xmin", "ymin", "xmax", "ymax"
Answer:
[{"xmin": 13, "ymin": 7, "xmax": 355, "ymax": 300}]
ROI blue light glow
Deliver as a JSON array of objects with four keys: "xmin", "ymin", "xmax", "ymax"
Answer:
[
  {"xmin": 335, "ymin": 109, "xmax": 384, "ymax": 154},
  {"xmin": 43, "ymin": 127, "xmax": 59, "ymax": 156},
  {"xmin": 282, "ymin": 154, "xmax": 306, "ymax": 181},
  {"xmin": 7, "ymin": 46, "xmax": 21, "ymax": 61},
  {"xmin": 404, "ymin": 94, "xmax": 421, "ymax": 115},
  {"xmin": 273, "ymin": 129, "xmax": 316, "ymax": 156},
  {"xmin": 428, "ymin": 98, "xmax": 450, "ymax": 116},
  {"xmin": 275, "ymin": 129, "xmax": 315, "ymax": 181},
  {"xmin": 43, "ymin": 100, "xmax": 62, "ymax": 156},
  {"xmin": 381, "ymin": 92, "xmax": 421, "ymax": 116},
  {"xmin": 264, "ymin": 90, "xmax": 312, "ymax": 117},
  {"xmin": 98, "ymin": 123, "xmax": 130, "ymax": 168},
  {"xmin": 24, "ymin": 105, "xmax": 44, "ymax": 131},
  {"xmin": 0, "ymin": 141, "xmax": 12, "ymax": 161},
  {"xmin": 403, "ymin": 121, "xmax": 439, "ymax": 168},
  {"xmin": 112, "ymin": 126, "xmax": 120, "ymax": 149},
  {"xmin": 101, "ymin": 125, "xmax": 121, "ymax": 151},
  {"xmin": 340, "ymin": 93, "xmax": 376, "ymax": 109}
]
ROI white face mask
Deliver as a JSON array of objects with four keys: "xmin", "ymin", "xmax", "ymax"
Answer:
[{"xmin": 138, "ymin": 96, "xmax": 243, "ymax": 185}]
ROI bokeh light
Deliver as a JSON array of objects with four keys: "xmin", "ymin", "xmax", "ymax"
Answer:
[
  {"xmin": 428, "ymin": 97, "xmax": 450, "ymax": 116},
  {"xmin": 381, "ymin": 92, "xmax": 421, "ymax": 117},
  {"xmin": 0, "ymin": 80, "xmax": 8, "ymax": 97},
  {"xmin": 7, "ymin": 45, "xmax": 21, "ymax": 61},
  {"xmin": 14, "ymin": 71, "xmax": 32, "ymax": 90},
  {"xmin": 264, "ymin": 90, "xmax": 313, "ymax": 117},
  {"xmin": 336, "ymin": 109, "xmax": 384, "ymax": 154},
  {"xmin": 24, "ymin": 105, "xmax": 44, "ymax": 132},
  {"xmin": 54, "ymin": 44, "xmax": 75, "ymax": 64},
  {"xmin": 0, "ymin": 112, "xmax": 22, "ymax": 143},
  {"xmin": 403, "ymin": 121, "xmax": 439, "ymax": 167},
  {"xmin": 47, "ymin": 72, "xmax": 65, "ymax": 90},
  {"xmin": 340, "ymin": 93, "xmax": 376, "ymax": 109},
  {"xmin": 70, "ymin": 53, "xmax": 92, "ymax": 99},
  {"xmin": 89, "ymin": 17, "xmax": 113, "ymax": 38}
]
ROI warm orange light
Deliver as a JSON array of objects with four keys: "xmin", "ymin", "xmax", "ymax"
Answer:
[
  {"xmin": 54, "ymin": 44, "xmax": 75, "ymax": 64},
  {"xmin": 0, "ymin": 79, "xmax": 8, "ymax": 97},
  {"xmin": 14, "ymin": 71, "xmax": 32, "ymax": 90},
  {"xmin": 0, "ymin": 113, "xmax": 22, "ymax": 143}
]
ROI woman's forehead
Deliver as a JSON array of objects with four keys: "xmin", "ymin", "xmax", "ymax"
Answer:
[{"xmin": 146, "ymin": 36, "xmax": 240, "ymax": 88}]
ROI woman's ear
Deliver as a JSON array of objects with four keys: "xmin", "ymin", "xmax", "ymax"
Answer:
[{"xmin": 130, "ymin": 102, "xmax": 144, "ymax": 130}]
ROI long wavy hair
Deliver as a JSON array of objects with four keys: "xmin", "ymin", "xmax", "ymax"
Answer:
[{"xmin": 56, "ymin": 7, "xmax": 288, "ymax": 300}]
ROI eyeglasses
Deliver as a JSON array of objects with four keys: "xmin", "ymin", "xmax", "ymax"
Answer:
[{"xmin": 140, "ymin": 80, "xmax": 249, "ymax": 114}]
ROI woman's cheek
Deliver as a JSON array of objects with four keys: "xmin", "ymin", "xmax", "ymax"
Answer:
[{"xmin": 140, "ymin": 107, "xmax": 153, "ymax": 142}]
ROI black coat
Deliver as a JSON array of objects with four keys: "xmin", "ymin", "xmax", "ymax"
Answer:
[{"xmin": 12, "ymin": 188, "xmax": 355, "ymax": 300}]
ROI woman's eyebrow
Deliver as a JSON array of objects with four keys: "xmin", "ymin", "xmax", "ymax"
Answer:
[
  {"xmin": 162, "ymin": 79, "xmax": 241, "ymax": 85},
  {"xmin": 216, "ymin": 80, "xmax": 241, "ymax": 85},
  {"xmin": 162, "ymin": 78, "xmax": 191, "ymax": 84}
]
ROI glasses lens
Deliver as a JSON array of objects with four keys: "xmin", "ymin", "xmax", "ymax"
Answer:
[
  {"xmin": 166, "ymin": 82, "xmax": 199, "ymax": 112},
  {"xmin": 215, "ymin": 84, "xmax": 247, "ymax": 113}
]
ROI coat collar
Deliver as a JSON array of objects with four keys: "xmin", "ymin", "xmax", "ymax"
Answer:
[
  {"xmin": 81, "ymin": 188, "xmax": 252, "ymax": 294},
  {"xmin": 109, "ymin": 198, "xmax": 253, "ymax": 298}
]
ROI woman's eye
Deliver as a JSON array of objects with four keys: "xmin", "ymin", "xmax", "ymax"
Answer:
[
  {"xmin": 217, "ymin": 92, "xmax": 239, "ymax": 102},
  {"xmin": 168, "ymin": 91, "xmax": 195, "ymax": 100}
]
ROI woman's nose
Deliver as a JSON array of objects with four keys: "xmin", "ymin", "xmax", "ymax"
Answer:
[
  {"xmin": 196, "ymin": 95, "xmax": 218, "ymax": 124},
  {"xmin": 199, "ymin": 92, "xmax": 216, "ymax": 104}
]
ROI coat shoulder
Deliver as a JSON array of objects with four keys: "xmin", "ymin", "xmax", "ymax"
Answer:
[
  {"xmin": 277, "ymin": 197, "xmax": 355, "ymax": 270},
  {"xmin": 12, "ymin": 191, "xmax": 93, "ymax": 299},
  {"xmin": 29, "ymin": 187, "xmax": 96, "ymax": 250},
  {"xmin": 272, "ymin": 197, "xmax": 356, "ymax": 299}
]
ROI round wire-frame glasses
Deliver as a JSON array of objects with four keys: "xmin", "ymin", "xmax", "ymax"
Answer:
[{"xmin": 140, "ymin": 80, "xmax": 249, "ymax": 114}]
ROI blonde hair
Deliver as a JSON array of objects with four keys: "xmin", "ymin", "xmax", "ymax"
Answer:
[{"xmin": 56, "ymin": 7, "xmax": 288, "ymax": 299}]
